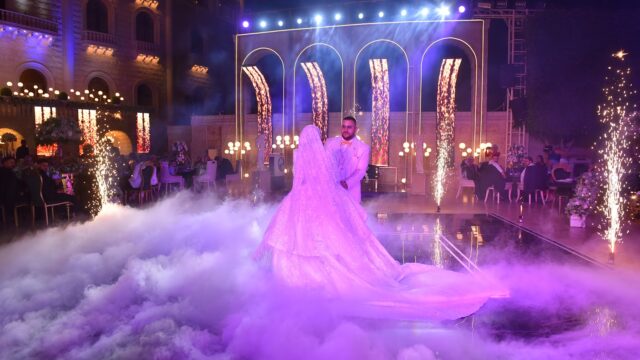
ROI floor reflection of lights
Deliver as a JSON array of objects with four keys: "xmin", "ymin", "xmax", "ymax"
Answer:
[{"xmin": 373, "ymin": 213, "xmax": 609, "ymax": 340}]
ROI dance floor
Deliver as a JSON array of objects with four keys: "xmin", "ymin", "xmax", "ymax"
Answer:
[{"xmin": 374, "ymin": 213, "xmax": 606, "ymax": 340}]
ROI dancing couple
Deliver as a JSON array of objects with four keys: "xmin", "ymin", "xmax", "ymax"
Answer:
[{"xmin": 256, "ymin": 116, "xmax": 507, "ymax": 320}]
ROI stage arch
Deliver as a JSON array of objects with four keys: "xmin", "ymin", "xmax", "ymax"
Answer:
[{"xmin": 104, "ymin": 130, "xmax": 133, "ymax": 155}]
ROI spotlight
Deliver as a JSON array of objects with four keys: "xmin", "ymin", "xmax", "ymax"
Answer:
[
  {"xmin": 334, "ymin": 13, "xmax": 342, "ymax": 21},
  {"xmin": 358, "ymin": 12, "xmax": 364, "ymax": 19},
  {"xmin": 458, "ymin": 5, "xmax": 466, "ymax": 13},
  {"xmin": 314, "ymin": 14, "xmax": 323, "ymax": 24},
  {"xmin": 259, "ymin": 20, "xmax": 267, "ymax": 28},
  {"xmin": 436, "ymin": 5, "xmax": 450, "ymax": 17},
  {"xmin": 420, "ymin": 7, "xmax": 430, "ymax": 16},
  {"xmin": 400, "ymin": 9, "xmax": 408, "ymax": 16},
  {"xmin": 296, "ymin": 18, "xmax": 303, "ymax": 24},
  {"xmin": 378, "ymin": 11, "xmax": 384, "ymax": 18},
  {"xmin": 241, "ymin": 20, "xmax": 249, "ymax": 28},
  {"xmin": 276, "ymin": 20, "xmax": 283, "ymax": 27}
]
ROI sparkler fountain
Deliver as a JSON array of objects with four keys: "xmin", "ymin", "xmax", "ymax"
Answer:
[
  {"xmin": 597, "ymin": 50, "xmax": 636, "ymax": 264},
  {"xmin": 433, "ymin": 59, "xmax": 461, "ymax": 212}
]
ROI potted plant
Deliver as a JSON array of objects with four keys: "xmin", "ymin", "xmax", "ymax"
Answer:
[
  {"xmin": 564, "ymin": 171, "xmax": 597, "ymax": 227},
  {"xmin": 1, "ymin": 132, "xmax": 18, "ymax": 155}
]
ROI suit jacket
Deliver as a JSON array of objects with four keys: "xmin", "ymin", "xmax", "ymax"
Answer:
[
  {"xmin": 325, "ymin": 136, "xmax": 370, "ymax": 203},
  {"xmin": 522, "ymin": 165, "xmax": 537, "ymax": 193}
]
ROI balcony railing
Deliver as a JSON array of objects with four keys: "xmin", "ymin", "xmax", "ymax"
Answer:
[
  {"xmin": 82, "ymin": 30, "xmax": 116, "ymax": 45},
  {"xmin": 136, "ymin": 40, "xmax": 159, "ymax": 54},
  {"xmin": 0, "ymin": 9, "xmax": 58, "ymax": 33}
]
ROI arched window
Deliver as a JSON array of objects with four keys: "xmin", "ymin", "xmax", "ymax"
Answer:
[
  {"xmin": 86, "ymin": 0, "xmax": 108, "ymax": 33},
  {"xmin": 135, "ymin": 12, "xmax": 154, "ymax": 43},
  {"xmin": 19, "ymin": 69, "xmax": 47, "ymax": 90},
  {"xmin": 88, "ymin": 77, "xmax": 110, "ymax": 96},
  {"xmin": 191, "ymin": 29, "xmax": 203, "ymax": 55},
  {"xmin": 136, "ymin": 83, "xmax": 153, "ymax": 106}
]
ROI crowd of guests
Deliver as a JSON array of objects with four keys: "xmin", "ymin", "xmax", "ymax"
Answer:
[
  {"xmin": 1, "ymin": 140, "xmax": 238, "ymax": 226},
  {"xmin": 460, "ymin": 146, "xmax": 580, "ymax": 202}
]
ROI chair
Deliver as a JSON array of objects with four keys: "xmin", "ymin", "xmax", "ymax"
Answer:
[
  {"xmin": 484, "ymin": 182, "xmax": 510, "ymax": 203},
  {"xmin": 138, "ymin": 165, "xmax": 155, "ymax": 205},
  {"xmin": 159, "ymin": 161, "xmax": 185, "ymax": 194},
  {"xmin": 19, "ymin": 172, "xmax": 71, "ymax": 227},
  {"xmin": 194, "ymin": 161, "xmax": 217, "ymax": 191},
  {"xmin": 456, "ymin": 171, "xmax": 476, "ymax": 199}
]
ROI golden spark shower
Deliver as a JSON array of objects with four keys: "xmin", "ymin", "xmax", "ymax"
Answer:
[
  {"xmin": 243, "ymin": 66, "xmax": 273, "ymax": 163},
  {"xmin": 433, "ymin": 58, "xmax": 461, "ymax": 209},
  {"xmin": 369, "ymin": 58, "xmax": 390, "ymax": 166},
  {"xmin": 301, "ymin": 62, "xmax": 328, "ymax": 141}
]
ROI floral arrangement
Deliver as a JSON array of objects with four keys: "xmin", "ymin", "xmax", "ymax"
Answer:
[
  {"xmin": 35, "ymin": 117, "xmax": 83, "ymax": 145},
  {"xmin": 565, "ymin": 171, "xmax": 598, "ymax": 217},
  {"xmin": 1, "ymin": 133, "xmax": 17, "ymax": 143},
  {"xmin": 506, "ymin": 144, "xmax": 527, "ymax": 168},
  {"xmin": 173, "ymin": 141, "xmax": 189, "ymax": 165}
]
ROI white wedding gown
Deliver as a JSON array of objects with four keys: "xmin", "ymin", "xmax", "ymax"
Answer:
[{"xmin": 255, "ymin": 125, "xmax": 507, "ymax": 321}]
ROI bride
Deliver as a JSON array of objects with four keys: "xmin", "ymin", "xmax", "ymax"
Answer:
[{"xmin": 255, "ymin": 125, "xmax": 507, "ymax": 320}]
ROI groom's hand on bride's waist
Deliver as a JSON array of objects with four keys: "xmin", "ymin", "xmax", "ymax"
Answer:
[{"xmin": 340, "ymin": 180, "xmax": 349, "ymax": 190}]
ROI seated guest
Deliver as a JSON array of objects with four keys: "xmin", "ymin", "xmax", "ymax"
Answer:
[
  {"xmin": 0, "ymin": 157, "xmax": 27, "ymax": 221},
  {"xmin": 36, "ymin": 159, "xmax": 77, "ymax": 207},
  {"xmin": 214, "ymin": 155, "xmax": 235, "ymax": 181},
  {"xmin": 460, "ymin": 157, "xmax": 479, "ymax": 181},
  {"xmin": 15, "ymin": 140, "xmax": 30, "ymax": 160},
  {"xmin": 519, "ymin": 156, "xmax": 538, "ymax": 201},
  {"xmin": 534, "ymin": 155, "xmax": 549, "ymax": 190},
  {"xmin": 477, "ymin": 153, "xmax": 507, "ymax": 200},
  {"xmin": 552, "ymin": 159, "xmax": 572, "ymax": 181}
]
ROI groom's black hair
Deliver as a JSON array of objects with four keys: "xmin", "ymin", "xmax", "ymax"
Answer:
[{"xmin": 342, "ymin": 115, "xmax": 357, "ymax": 125}]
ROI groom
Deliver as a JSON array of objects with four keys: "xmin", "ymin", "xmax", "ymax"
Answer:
[{"xmin": 325, "ymin": 116, "xmax": 370, "ymax": 203}]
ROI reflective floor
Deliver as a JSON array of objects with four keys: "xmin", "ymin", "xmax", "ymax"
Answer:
[{"xmin": 372, "ymin": 213, "xmax": 605, "ymax": 340}]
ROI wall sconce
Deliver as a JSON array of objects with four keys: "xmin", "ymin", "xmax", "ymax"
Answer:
[
  {"xmin": 136, "ymin": 53, "xmax": 160, "ymax": 64},
  {"xmin": 191, "ymin": 64, "xmax": 208, "ymax": 74},
  {"xmin": 87, "ymin": 44, "xmax": 114, "ymax": 56}
]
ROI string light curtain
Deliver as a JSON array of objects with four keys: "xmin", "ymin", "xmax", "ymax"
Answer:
[
  {"xmin": 369, "ymin": 58, "xmax": 390, "ymax": 166},
  {"xmin": 78, "ymin": 109, "xmax": 98, "ymax": 152},
  {"xmin": 136, "ymin": 112, "xmax": 151, "ymax": 153},
  {"xmin": 300, "ymin": 62, "xmax": 328, "ymax": 141},
  {"xmin": 433, "ymin": 58, "xmax": 462, "ymax": 207},
  {"xmin": 34, "ymin": 106, "xmax": 57, "ymax": 156},
  {"xmin": 242, "ymin": 66, "xmax": 272, "ymax": 163}
]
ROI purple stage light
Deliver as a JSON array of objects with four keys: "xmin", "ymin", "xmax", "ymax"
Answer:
[
  {"xmin": 242, "ymin": 20, "xmax": 249, "ymax": 28},
  {"xmin": 458, "ymin": 5, "xmax": 466, "ymax": 13}
]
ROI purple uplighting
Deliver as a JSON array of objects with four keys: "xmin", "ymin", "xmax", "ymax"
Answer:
[{"xmin": 2, "ymin": 1, "xmax": 640, "ymax": 359}]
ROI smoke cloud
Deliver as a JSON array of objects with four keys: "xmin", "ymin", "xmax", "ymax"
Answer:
[{"xmin": 1, "ymin": 193, "xmax": 639, "ymax": 359}]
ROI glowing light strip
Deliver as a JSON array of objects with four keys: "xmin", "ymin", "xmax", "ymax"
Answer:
[
  {"xmin": 237, "ymin": 19, "xmax": 485, "ymax": 37},
  {"xmin": 292, "ymin": 43, "xmax": 344, "ymax": 138},
  {"xmin": 301, "ymin": 62, "xmax": 329, "ymax": 141},
  {"xmin": 369, "ymin": 58, "xmax": 390, "ymax": 166},
  {"xmin": 433, "ymin": 58, "xmax": 461, "ymax": 207},
  {"xmin": 136, "ymin": 112, "xmax": 151, "ymax": 153},
  {"xmin": 242, "ymin": 66, "xmax": 272, "ymax": 163}
]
